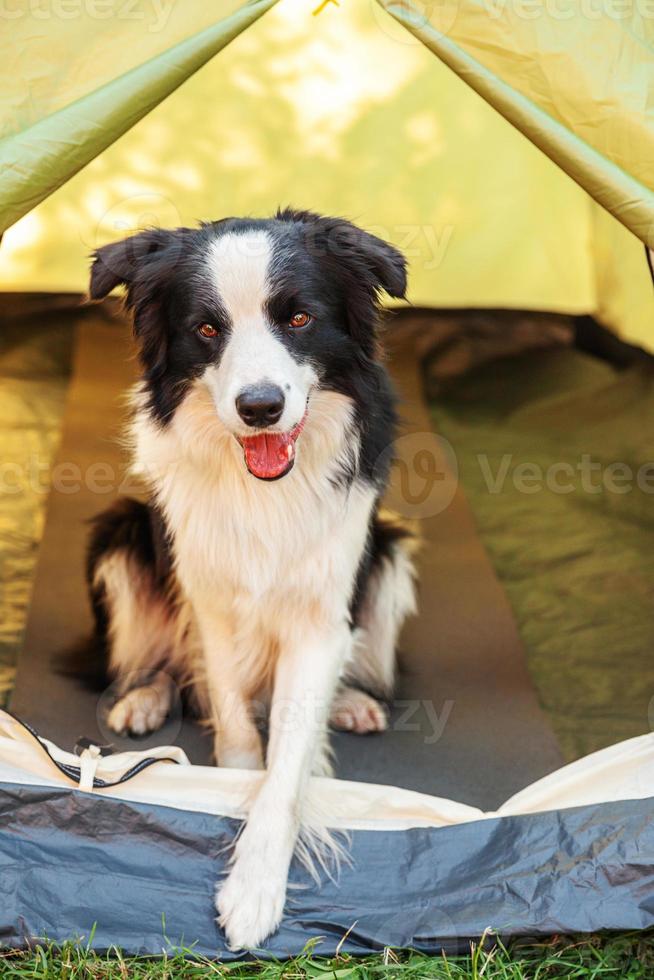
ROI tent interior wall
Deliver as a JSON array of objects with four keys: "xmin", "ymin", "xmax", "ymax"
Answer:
[
  {"xmin": 2, "ymin": 0, "xmax": 654, "ymax": 347},
  {"xmin": 1, "ymin": 0, "xmax": 654, "ymax": 956}
]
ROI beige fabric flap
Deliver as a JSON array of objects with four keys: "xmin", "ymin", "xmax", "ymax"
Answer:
[{"xmin": 1, "ymin": 710, "xmax": 652, "ymax": 832}]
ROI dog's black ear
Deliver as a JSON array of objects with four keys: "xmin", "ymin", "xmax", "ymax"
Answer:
[
  {"xmin": 279, "ymin": 209, "xmax": 407, "ymax": 301},
  {"xmin": 279, "ymin": 210, "xmax": 407, "ymax": 357},
  {"xmin": 347, "ymin": 225, "xmax": 407, "ymax": 300},
  {"xmin": 329, "ymin": 221, "xmax": 407, "ymax": 355},
  {"xmin": 89, "ymin": 228, "xmax": 191, "ymax": 392},
  {"xmin": 88, "ymin": 228, "xmax": 181, "ymax": 300}
]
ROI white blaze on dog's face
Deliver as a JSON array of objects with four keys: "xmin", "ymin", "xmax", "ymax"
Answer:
[{"xmin": 201, "ymin": 231, "xmax": 318, "ymax": 481}]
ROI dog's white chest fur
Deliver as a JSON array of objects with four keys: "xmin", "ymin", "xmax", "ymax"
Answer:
[{"xmin": 130, "ymin": 382, "xmax": 374, "ymax": 621}]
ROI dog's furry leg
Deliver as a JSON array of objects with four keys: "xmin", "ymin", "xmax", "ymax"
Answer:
[
  {"xmin": 193, "ymin": 600, "xmax": 264, "ymax": 770},
  {"xmin": 89, "ymin": 500, "xmax": 183, "ymax": 735},
  {"xmin": 215, "ymin": 620, "xmax": 349, "ymax": 950},
  {"xmin": 345, "ymin": 531, "xmax": 417, "ymax": 697}
]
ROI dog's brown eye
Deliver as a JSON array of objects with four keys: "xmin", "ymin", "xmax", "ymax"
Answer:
[
  {"xmin": 289, "ymin": 311, "xmax": 312, "ymax": 329},
  {"xmin": 198, "ymin": 323, "xmax": 218, "ymax": 339}
]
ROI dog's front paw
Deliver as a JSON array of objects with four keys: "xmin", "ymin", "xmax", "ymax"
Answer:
[
  {"xmin": 330, "ymin": 686, "xmax": 388, "ymax": 734},
  {"xmin": 107, "ymin": 685, "xmax": 170, "ymax": 735},
  {"xmin": 216, "ymin": 860, "xmax": 286, "ymax": 950}
]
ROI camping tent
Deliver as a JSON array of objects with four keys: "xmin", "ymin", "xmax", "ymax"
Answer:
[{"xmin": 1, "ymin": 0, "xmax": 653, "ymax": 957}]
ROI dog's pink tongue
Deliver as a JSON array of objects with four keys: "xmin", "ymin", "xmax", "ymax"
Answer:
[{"xmin": 240, "ymin": 432, "xmax": 295, "ymax": 480}]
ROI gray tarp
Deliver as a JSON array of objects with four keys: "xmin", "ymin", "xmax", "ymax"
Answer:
[{"xmin": 0, "ymin": 779, "xmax": 653, "ymax": 958}]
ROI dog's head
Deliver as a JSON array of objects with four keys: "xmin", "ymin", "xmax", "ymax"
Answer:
[{"xmin": 89, "ymin": 209, "xmax": 406, "ymax": 480}]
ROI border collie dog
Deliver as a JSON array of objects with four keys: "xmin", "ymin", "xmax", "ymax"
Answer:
[{"xmin": 86, "ymin": 209, "xmax": 417, "ymax": 949}]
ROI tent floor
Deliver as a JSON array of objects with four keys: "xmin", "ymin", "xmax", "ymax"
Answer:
[
  {"xmin": 429, "ymin": 344, "xmax": 654, "ymax": 761},
  {"xmin": 0, "ymin": 300, "xmax": 74, "ymax": 704}
]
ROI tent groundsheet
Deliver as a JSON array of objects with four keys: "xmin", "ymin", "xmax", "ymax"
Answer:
[{"xmin": 429, "ymin": 344, "xmax": 654, "ymax": 762}]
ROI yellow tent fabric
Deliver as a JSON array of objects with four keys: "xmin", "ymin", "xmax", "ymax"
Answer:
[
  {"xmin": 1, "ymin": 0, "xmax": 652, "ymax": 349},
  {"xmin": 0, "ymin": 0, "xmax": 278, "ymax": 232},
  {"xmin": 380, "ymin": 0, "xmax": 654, "ymax": 248}
]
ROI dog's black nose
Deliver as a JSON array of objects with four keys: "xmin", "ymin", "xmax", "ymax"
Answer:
[{"xmin": 236, "ymin": 384, "xmax": 285, "ymax": 427}]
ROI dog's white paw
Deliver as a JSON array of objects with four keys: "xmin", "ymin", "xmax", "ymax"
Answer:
[
  {"xmin": 107, "ymin": 685, "xmax": 169, "ymax": 735},
  {"xmin": 216, "ymin": 859, "xmax": 286, "ymax": 950},
  {"xmin": 330, "ymin": 687, "xmax": 388, "ymax": 734}
]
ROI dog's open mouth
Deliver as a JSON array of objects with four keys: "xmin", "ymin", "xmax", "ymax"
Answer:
[{"xmin": 238, "ymin": 411, "xmax": 307, "ymax": 481}]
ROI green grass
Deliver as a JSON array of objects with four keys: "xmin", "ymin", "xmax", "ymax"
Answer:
[{"xmin": 1, "ymin": 933, "xmax": 653, "ymax": 979}]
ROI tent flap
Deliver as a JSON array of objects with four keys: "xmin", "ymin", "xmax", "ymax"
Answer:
[
  {"xmin": 0, "ymin": 0, "xmax": 279, "ymax": 235},
  {"xmin": 379, "ymin": 0, "xmax": 654, "ymax": 248}
]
